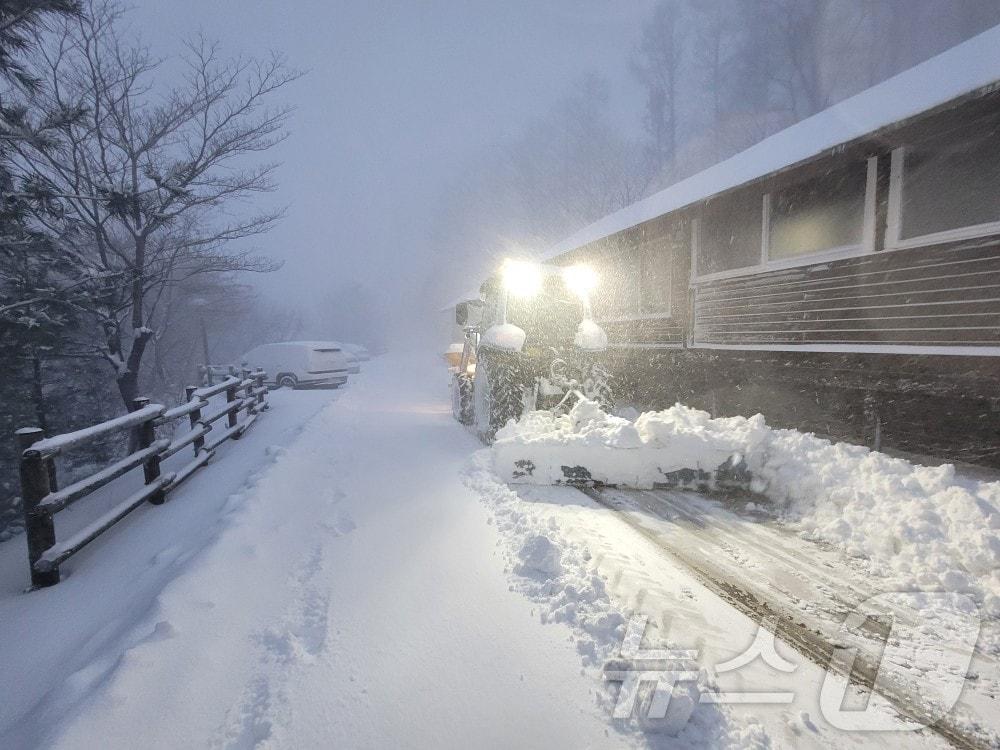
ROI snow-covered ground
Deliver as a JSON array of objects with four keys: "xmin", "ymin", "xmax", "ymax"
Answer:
[
  {"xmin": 495, "ymin": 398, "xmax": 1000, "ymax": 627},
  {"xmin": 0, "ymin": 353, "xmax": 987, "ymax": 748},
  {"xmin": 0, "ymin": 387, "xmax": 338, "ymax": 747},
  {"xmin": 0, "ymin": 356, "xmax": 629, "ymax": 749},
  {"xmin": 490, "ymin": 397, "xmax": 999, "ymax": 746}
]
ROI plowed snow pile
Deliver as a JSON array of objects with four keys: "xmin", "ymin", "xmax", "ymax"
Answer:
[{"xmin": 494, "ymin": 399, "xmax": 1000, "ymax": 619}]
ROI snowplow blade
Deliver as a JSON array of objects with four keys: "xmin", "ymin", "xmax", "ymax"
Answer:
[{"xmin": 495, "ymin": 447, "xmax": 753, "ymax": 492}]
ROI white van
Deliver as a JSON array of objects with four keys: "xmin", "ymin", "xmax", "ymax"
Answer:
[
  {"xmin": 241, "ymin": 341, "xmax": 351, "ymax": 389},
  {"xmin": 342, "ymin": 343, "xmax": 371, "ymax": 361}
]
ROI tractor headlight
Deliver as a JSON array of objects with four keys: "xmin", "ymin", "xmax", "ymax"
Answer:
[
  {"xmin": 502, "ymin": 259, "xmax": 542, "ymax": 297},
  {"xmin": 562, "ymin": 264, "xmax": 599, "ymax": 299}
]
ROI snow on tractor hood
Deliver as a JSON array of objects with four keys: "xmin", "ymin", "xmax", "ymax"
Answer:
[
  {"xmin": 480, "ymin": 323, "xmax": 526, "ymax": 352},
  {"xmin": 574, "ymin": 319, "xmax": 607, "ymax": 351}
]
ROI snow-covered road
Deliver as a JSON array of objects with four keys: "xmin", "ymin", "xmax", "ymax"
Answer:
[
  {"xmin": 0, "ymin": 353, "xmax": 980, "ymax": 748},
  {"xmin": 1, "ymin": 354, "xmax": 630, "ymax": 749},
  {"xmin": 589, "ymin": 486, "xmax": 997, "ymax": 747}
]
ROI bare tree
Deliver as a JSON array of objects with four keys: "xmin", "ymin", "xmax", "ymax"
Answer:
[
  {"xmin": 12, "ymin": 0, "xmax": 299, "ymax": 407},
  {"xmin": 630, "ymin": 0, "xmax": 684, "ymax": 180},
  {"xmin": 692, "ymin": 0, "xmax": 730, "ymax": 162}
]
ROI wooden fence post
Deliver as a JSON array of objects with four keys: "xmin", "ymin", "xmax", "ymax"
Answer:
[
  {"xmin": 226, "ymin": 379, "xmax": 238, "ymax": 429},
  {"xmin": 241, "ymin": 368, "xmax": 253, "ymax": 416},
  {"xmin": 253, "ymin": 369, "xmax": 266, "ymax": 410},
  {"xmin": 185, "ymin": 386, "xmax": 205, "ymax": 455},
  {"xmin": 16, "ymin": 427, "xmax": 59, "ymax": 588},
  {"xmin": 45, "ymin": 452, "xmax": 58, "ymax": 494},
  {"xmin": 133, "ymin": 397, "xmax": 165, "ymax": 505}
]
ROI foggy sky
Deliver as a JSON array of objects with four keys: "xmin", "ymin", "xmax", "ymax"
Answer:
[{"xmin": 129, "ymin": 1, "xmax": 657, "ymax": 343}]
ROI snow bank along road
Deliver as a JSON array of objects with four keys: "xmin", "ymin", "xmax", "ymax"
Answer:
[{"xmin": 0, "ymin": 352, "xmax": 986, "ymax": 748}]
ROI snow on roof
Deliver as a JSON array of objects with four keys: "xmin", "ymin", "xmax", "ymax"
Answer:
[{"xmin": 540, "ymin": 25, "xmax": 1000, "ymax": 262}]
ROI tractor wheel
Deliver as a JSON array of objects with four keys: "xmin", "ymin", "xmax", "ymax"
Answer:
[
  {"xmin": 473, "ymin": 349, "xmax": 525, "ymax": 443},
  {"xmin": 451, "ymin": 372, "xmax": 473, "ymax": 425}
]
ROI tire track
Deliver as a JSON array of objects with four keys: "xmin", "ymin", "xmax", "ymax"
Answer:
[{"xmin": 580, "ymin": 486, "xmax": 994, "ymax": 750}]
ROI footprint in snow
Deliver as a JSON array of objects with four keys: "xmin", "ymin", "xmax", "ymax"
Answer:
[
  {"xmin": 289, "ymin": 587, "xmax": 330, "ymax": 656},
  {"xmin": 215, "ymin": 675, "xmax": 278, "ymax": 750},
  {"xmin": 253, "ymin": 627, "xmax": 295, "ymax": 664},
  {"xmin": 320, "ymin": 509, "xmax": 356, "ymax": 537},
  {"xmin": 291, "ymin": 544, "xmax": 324, "ymax": 584},
  {"xmin": 264, "ymin": 445, "xmax": 287, "ymax": 461}
]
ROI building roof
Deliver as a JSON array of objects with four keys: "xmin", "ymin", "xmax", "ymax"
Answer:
[{"xmin": 539, "ymin": 24, "xmax": 1000, "ymax": 262}]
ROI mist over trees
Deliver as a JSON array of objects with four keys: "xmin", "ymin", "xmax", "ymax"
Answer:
[
  {"xmin": 639, "ymin": 0, "xmax": 1000, "ymax": 190},
  {"xmin": 313, "ymin": 282, "xmax": 388, "ymax": 353},
  {"xmin": 429, "ymin": 74, "xmax": 647, "ymax": 304},
  {"xmin": 429, "ymin": 0, "xmax": 1000, "ymax": 304}
]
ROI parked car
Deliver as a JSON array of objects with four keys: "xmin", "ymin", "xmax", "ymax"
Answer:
[
  {"xmin": 241, "ymin": 341, "xmax": 351, "ymax": 389},
  {"xmin": 324, "ymin": 340, "xmax": 362, "ymax": 372},
  {"xmin": 342, "ymin": 342, "xmax": 371, "ymax": 361},
  {"xmin": 344, "ymin": 351, "xmax": 361, "ymax": 374}
]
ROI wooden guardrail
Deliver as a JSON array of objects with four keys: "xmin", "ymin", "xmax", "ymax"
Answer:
[{"xmin": 15, "ymin": 368, "xmax": 270, "ymax": 588}]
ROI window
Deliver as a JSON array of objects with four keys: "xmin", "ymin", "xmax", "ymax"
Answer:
[
  {"xmin": 768, "ymin": 162, "xmax": 867, "ymax": 260},
  {"xmin": 639, "ymin": 219, "xmax": 691, "ymax": 315},
  {"xmin": 638, "ymin": 240, "xmax": 672, "ymax": 315},
  {"xmin": 892, "ymin": 111, "xmax": 1000, "ymax": 243},
  {"xmin": 696, "ymin": 187, "xmax": 764, "ymax": 277},
  {"xmin": 594, "ymin": 251, "xmax": 639, "ymax": 318}
]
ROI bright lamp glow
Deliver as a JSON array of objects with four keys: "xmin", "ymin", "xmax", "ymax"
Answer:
[
  {"xmin": 502, "ymin": 259, "xmax": 543, "ymax": 296},
  {"xmin": 562, "ymin": 264, "xmax": 599, "ymax": 298}
]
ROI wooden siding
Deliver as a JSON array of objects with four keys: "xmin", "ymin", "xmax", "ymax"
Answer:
[
  {"xmin": 601, "ymin": 316, "xmax": 686, "ymax": 348},
  {"xmin": 692, "ymin": 241, "xmax": 1000, "ymax": 348}
]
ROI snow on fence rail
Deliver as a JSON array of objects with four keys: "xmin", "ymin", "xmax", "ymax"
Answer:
[{"xmin": 15, "ymin": 368, "xmax": 270, "ymax": 589}]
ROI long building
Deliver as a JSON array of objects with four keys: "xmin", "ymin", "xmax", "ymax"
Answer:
[{"xmin": 540, "ymin": 26, "xmax": 1000, "ymax": 466}]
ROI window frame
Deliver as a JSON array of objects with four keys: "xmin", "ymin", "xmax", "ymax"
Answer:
[
  {"xmin": 691, "ymin": 185, "xmax": 767, "ymax": 282},
  {"xmin": 886, "ymin": 146, "xmax": 1000, "ymax": 251},
  {"xmin": 691, "ymin": 157, "xmax": 878, "ymax": 284},
  {"xmin": 594, "ymin": 225, "xmax": 677, "ymax": 323}
]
